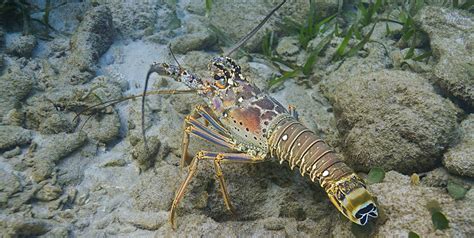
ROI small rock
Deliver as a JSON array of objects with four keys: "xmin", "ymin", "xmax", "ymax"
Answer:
[
  {"xmin": 415, "ymin": 6, "xmax": 474, "ymax": 108},
  {"xmin": 170, "ymin": 15, "xmax": 216, "ymax": 54},
  {"xmin": 23, "ymin": 96, "xmax": 73, "ymax": 134},
  {"xmin": 0, "ymin": 64, "xmax": 34, "ymax": 122},
  {"xmin": 35, "ymin": 184, "xmax": 62, "ymax": 201},
  {"xmin": 3, "ymin": 109, "xmax": 24, "ymax": 126},
  {"xmin": 6, "ymin": 34, "xmax": 37, "ymax": 57},
  {"xmin": 107, "ymin": 2, "xmax": 178, "ymax": 39},
  {"xmin": 36, "ymin": 132, "xmax": 88, "ymax": 163},
  {"xmin": 171, "ymin": 31, "xmax": 217, "ymax": 54},
  {"xmin": 422, "ymin": 167, "xmax": 450, "ymax": 187},
  {"xmin": 130, "ymin": 136, "xmax": 161, "ymax": 171},
  {"xmin": 101, "ymin": 158, "xmax": 128, "ymax": 167},
  {"xmin": 44, "ymin": 226, "xmax": 70, "ymax": 238},
  {"xmin": 82, "ymin": 112, "xmax": 121, "ymax": 144},
  {"xmin": 443, "ymin": 115, "xmax": 474, "ymax": 177},
  {"xmin": 0, "ymin": 168, "xmax": 22, "ymax": 196},
  {"xmin": 119, "ymin": 211, "xmax": 167, "ymax": 231},
  {"xmin": 30, "ymin": 132, "xmax": 87, "ymax": 182},
  {"xmin": 276, "ymin": 37, "xmax": 301, "ymax": 62},
  {"xmin": 31, "ymin": 159, "xmax": 55, "ymax": 183},
  {"xmin": 3, "ymin": 146, "xmax": 21, "ymax": 158},
  {"xmin": 6, "ymin": 217, "xmax": 51, "ymax": 237},
  {"xmin": 39, "ymin": 113, "xmax": 74, "ymax": 134},
  {"xmin": 48, "ymin": 2, "xmax": 88, "ymax": 34},
  {"xmin": 0, "ymin": 126, "xmax": 32, "ymax": 150}
]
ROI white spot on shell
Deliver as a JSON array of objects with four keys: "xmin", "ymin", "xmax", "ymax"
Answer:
[
  {"xmin": 282, "ymin": 134, "xmax": 288, "ymax": 141},
  {"xmin": 238, "ymin": 97, "xmax": 244, "ymax": 103},
  {"xmin": 322, "ymin": 170, "xmax": 329, "ymax": 177},
  {"xmin": 297, "ymin": 143, "xmax": 301, "ymax": 146},
  {"xmin": 223, "ymin": 113, "xmax": 228, "ymax": 117}
]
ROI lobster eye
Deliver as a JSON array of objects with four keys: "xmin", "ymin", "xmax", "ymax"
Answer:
[{"xmin": 214, "ymin": 75, "xmax": 227, "ymax": 89}]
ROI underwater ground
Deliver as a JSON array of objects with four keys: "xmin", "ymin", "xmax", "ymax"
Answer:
[{"xmin": 0, "ymin": 0, "xmax": 473, "ymax": 237}]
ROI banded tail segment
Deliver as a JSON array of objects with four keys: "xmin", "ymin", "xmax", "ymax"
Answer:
[{"xmin": 267, "ymin": 118, "xmax": 353, "ymax": 190}]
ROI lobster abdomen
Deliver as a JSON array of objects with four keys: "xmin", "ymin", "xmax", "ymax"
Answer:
[
  {"xmin": 267, "ymin": 117, "xmax": 378, "ymax": 225},
  {"xmin": 267, "ymin": 117, "xmax": 353, "ymax": 187}
]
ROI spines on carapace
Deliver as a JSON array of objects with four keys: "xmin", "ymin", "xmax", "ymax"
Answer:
[{"xmin": 268, "ymin": 118, "xmax": 353, "ymax": 190}]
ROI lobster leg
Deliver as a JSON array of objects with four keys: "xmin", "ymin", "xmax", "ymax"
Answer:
[
  {"xmin": 288, "ymin": 105, "xmax": 299, "ymax": 120},
  {"xmin": 170, "ymin": 151, "xmax": 264, "ymax": 229},
  {"xmin": 196, "ymin": 105, "xmax": 230, "ymax": 135},
  {"xmin": 180, "ymin": 105, "xmax": 232, "ymax": 167}
]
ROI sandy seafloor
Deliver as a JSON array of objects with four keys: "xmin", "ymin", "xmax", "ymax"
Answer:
[{"xmin": 0, "ymin": 0, "xmax": 473, "ymax": 237}]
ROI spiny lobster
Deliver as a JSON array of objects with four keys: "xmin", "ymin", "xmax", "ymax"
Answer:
[
  {"xmin": 82, "ymin": 0, "xmax": 378, "ymax": 230},
  {"xmin": 142, "ymin": 0, "xmax": 378, "ymax": 229}
]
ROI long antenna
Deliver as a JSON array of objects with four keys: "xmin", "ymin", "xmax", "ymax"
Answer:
[
  {"xmin": 169, "ymin": 44, "xmax": 181, "ymax": 68},
  {"xmin": 142, "ymin": 46, "xmax": 185, "ymax": 153},
  {"xmin": 224, "ymin": 0, "xmax": 287, "ymax": 57}
]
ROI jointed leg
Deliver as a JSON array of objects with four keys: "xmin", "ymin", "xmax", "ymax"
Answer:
[
  {"xmin": 180, "ymin": 105, "xmax": 232, "ymax": 167},
  {"xmin": 180, "ymin": 108, "xmax": 201, "ymax": 167},
  {"xmin": 288, "ymin": 105, "xmax": 299, "ymax": 120},
  {"xmin": 169, "ymin": 151, "xmax": 264, "ymax": 229},
  {"xmin": 213, "ymin": 158, "xmax": 235, "ymax": 213}
]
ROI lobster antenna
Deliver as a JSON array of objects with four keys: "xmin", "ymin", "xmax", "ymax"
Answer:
[
  {"xmin": 142, "ymin": 45, "xmax": 184, "ymax": 153},
  {"xmin": 224, "ymin": 0, "xmax": 287, "ymax": 57},
  {"xmin": 169, "ymin": 44, "xmax": 181, "ymax": 68},
  {"xmin": 142, "ymin": 64, "xmax": 158, "ymax": 152}
]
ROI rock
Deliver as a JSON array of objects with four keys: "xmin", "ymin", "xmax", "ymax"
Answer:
[
  {"xmin": 321, "ymin": 39, "xmax": 391, "ymax": 79},
  {"xmin": 3, "ymin": 108, "xmax": 24, "ymax": 126},
  {"xmin": 23, "ymin": 95, "xmax": 74, "ymax": 134},
  {"xmin": 422, "ymin": 167, "xmax": 451, "ymax": 187},
  {"xmin": 2, "ymin": 146, "xmax": 21, "ymax": 158},
  {"xmin": 48, "ymin": 2, "xmax": 89, "ymax": 34},
  {"xmin": 39, "ymin": 113, "xmax": 74, "ymax": 134},
  {"xmin": 101, "ymin": 158, "xmax": 128, "ymax": 167},
  {"xmin": 205, "ymin": 0, "xmax": 339, "ymax": 51},
  {"xmin": 443, "ymin": 114, "xmax": 474, "ymax": 177},
  {"xmin": 35, "ymin": 184, "xmax": 62, "ymax": 201},
  {"xmin": 415, "ymin": 6, "xmax": 474, "ymax": 108},
  {"xmin": 322, "ymin": 70, "xmax": 459, "ymax": 173},
  {"xmin": 37, "ymin": 132, "xmax": 88, "ymax": 162},
  {"xmin": 0, "ymin": 168, "xmax": 22, "ymax": 197},
  {"xmin": 118, "ymin": 211, "xmax": 168, "ymax": 231},
  {"xmin": 170, "ymin": 15, "xmax": 217, "ymax": 54},
  {"xmin": 369, "ymin": 171, "xmax": 473, "ymax": 237},
  {"xmin": 30, "ymin": 132, "xmax": 87, "ymax": 182},
  {"xmin": 0, "ymin": 64, "xmax": 34, "ymax": 123},
  {"xmin": 130, "ymin": 136, "xmax": 162, "ymax": 171},
  {"xmin": 60, "ymin": 5, "xmax": 114, "ymax": 85},
  {"xmin": 3, "ymin": 216, "xmax": 51, "ymax": 237},
  {"xmin": 44, "ymin": 226, "xmax": 70, "ymax": 238},
  {"xmin": 275, "ymin": 37, "xmax": 301, "ymax": 63},
  {"xmin": 207, "ymin": 0, "xmax": 304, "ymax": 52},
  {"xmin": 25, "ymin": 74, "xmax": 123, "ymax": 136},
  {"xmin": 104, "ymin": 1, "xmax": 179, "ymax": 39},
  {"xmin": 0, "ymin": 126, "xmax": 32, "ymax": 150},
  {"xmin": 5, "ymin": 34, "xmax": 37, "ymax": 57},
  {"xmin": 82, "ymin": 112, "xmax": 121, "ymax": 144},
  {"xmin": 171, "ymin": 30, "xmax": 217, "ymax": 54}
]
